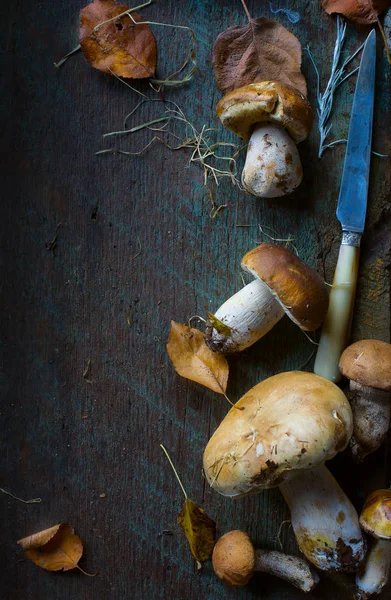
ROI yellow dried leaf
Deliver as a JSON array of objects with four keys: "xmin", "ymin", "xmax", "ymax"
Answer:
[
  {"xmin": 167, "ymin": 321, "xmax": 229, "ymax": 394},
  {"xmin": 17, "ymin": 523, "xmax": 83, "ymax": 572},
  {"xmin": 79, "ymin": 0, "xmax": 157, "ymax": 78},
  {"xmin": 178, "ymin": 498, "xmax": 216, "ymax": 565}
]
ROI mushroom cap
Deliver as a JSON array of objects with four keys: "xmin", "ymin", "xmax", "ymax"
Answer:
[
  {"xmin": 241, "ymin": 243, "xmax": 329, "ymax": 332},
  {"xmin": 216, "ymin": 81, "xmax": 313, "ymax": 143},
  {"xmin": 203, "ymin": 371, "xmax": 352, "ymax": 498},
  {"xmin": 212, "ymin": 530, "xmax": 255, "ymax": 587},
  {"xmin": 339, "ymin": 340, "xmax": 391, "ymax": 391},
  {"xmin": 360, "ymin": 490, "xmax": 391, "ymax": 540}
]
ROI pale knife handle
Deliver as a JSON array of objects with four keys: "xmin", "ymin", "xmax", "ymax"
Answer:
[{"xmin": 314, "ymin": 241, "xmax": 360, "ymax": 382}]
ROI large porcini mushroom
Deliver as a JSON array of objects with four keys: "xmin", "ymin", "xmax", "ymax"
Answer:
[
  {"xmin": 205, "ymin": 243, "xmax": 329, "ymax": 353},
  {"xmin": 203, "ymin": 371, "xmax": 365, "ymax": 571},
  {"xmin": 356, "ymin": 490, "xmax": 391, "ymax": 599},
  {"xmin": 212, "ymin": 530, "xmax": 319, "ymax": 592},
  {"xmin": 339, "ymin": 340, "xmax": 391, "ymax": 462},
  {"xmin": 216, "ymin": 81, "xmax": 312, "ymax": 197}
]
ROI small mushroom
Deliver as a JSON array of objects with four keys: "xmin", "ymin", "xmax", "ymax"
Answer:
[
  {"xmin": 216, "ymin": 81, "xmax": 312, "ymax": 198},
  {"xmin": 212, "ymin": 530, "xmax": 319, "ymax": 592},
  {"xmin": 203, "ymin": 371, "xmax": 365, "ymax": 572},
  {"xmin": 339, "ymin": 340, "xmax": 391, "ymax": 462},
  {"xmin": 356, "ymin": 490, "xmax": 391, "ymax": 599},
  {"xmin": 205, "ymin": 243, "xmax": 329, "ymax": 353}
]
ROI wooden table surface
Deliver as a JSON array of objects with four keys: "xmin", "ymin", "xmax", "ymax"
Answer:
[{"xmin": 1, "ymin": 1, "xmax": 390, "ymax": 598}]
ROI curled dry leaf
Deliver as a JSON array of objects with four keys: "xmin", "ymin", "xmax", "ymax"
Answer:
[
  {"xmin": 178, "ymin": 499, "xmax": 216, "ymax": 568},
  {"xmin": 17, "ymin": 523, "xmax": 83, "ymax": 572},
  {"xmin": 321, "ymin": 0, "xmax": 391, "ymax": 24},
  {"xmin": 213, "ymin": 18, "xmax": 307, "ymax": 96},
  {"xmin": 80, "ymin": 0, "xmax": 157, "ymax": 78},
  {"xmin": 167, "ymin": 321, "xmax": 229, "ymax": 395}
]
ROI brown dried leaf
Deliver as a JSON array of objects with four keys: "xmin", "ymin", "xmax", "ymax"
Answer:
[
  {"xmin": 321, "ymin": 0, "xmax": 391, "ymax": 24},
  {"xmin": 79, "ymin": 0, "xmax": 156, "ymax": 78},
  {"xmin": 17, "ymin": 523, "xmax": 83, "ymax": 572},
  {"xmin": 212, "ymin": 17, "xmax": 307, "ymax": 96},
  {"xmin": 178, "ymin": 498, "xmax": 216, "ymax": 567},
  {"xmin": 167, "ymin": 321, "xmax": 229, "ymax": 394}
]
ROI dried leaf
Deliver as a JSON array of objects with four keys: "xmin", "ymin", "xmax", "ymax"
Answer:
[
  {"xmin": 213, "ymin": 17, "xmax": 307, "ymax": 96},
  {"xmin": 321, "ymin": 0, "xmax": 391, "ymax": 24},
  {"xmin": 178, "ymin": 498, "xmax": 216, "ymax": 566},
  {"xmin": 17, "ymin": 523, "xmax": 83, "ymax": 572},
  {"xmin": 167, "ymin": 321, "xmax": 229, "ymax": 394},
  {"xmin": 80, "ymin": 0, "xmax": 156, "ymax": 78}
]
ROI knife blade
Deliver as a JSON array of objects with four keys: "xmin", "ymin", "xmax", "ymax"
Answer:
[{"xmin": 314, "ymin": 29, "xmax": 376, "ymax": 382}]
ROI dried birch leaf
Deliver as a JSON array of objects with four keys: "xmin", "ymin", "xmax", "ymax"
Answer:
[
  {"xmin": 178, "ymin": 498, "xmax": 216, "ymax": 567},
  {"xmin": 212, "ymin": 18, "xmax": 307, "ymax": 96},
  {"xmin": 321, "ymin": 0, "xmax": 391, "ymax": 24},
  {"xmin": 167, "ymin": 321, "xmax": 229, "ymax": 394},
  {"xmin": 80, "ymin": 0, "xmax": 157, "ymax": 78},
  {"xmin": 17, "ymin": 523, "xmax": 83, "ymax": 572}
]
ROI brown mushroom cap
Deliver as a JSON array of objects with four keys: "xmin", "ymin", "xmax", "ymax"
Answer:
[
  {"xmin": 241, "ymin": 243, "xmax": 329, "ymax": 332},
  {"xmin": 339, "ymin": 340, "xmax": 391, "ymax": 391},
  {"xmin": 360, "ymin": 490, "xmax": 391, "ymax": 540},
  {"xmin": 212, "ymin": 530, "xmax": 255, "ymax": 587},
  {"xmin": 216, "ymin": 81, "xmax": 313, "ymax": 143},
  {"xmin": 203, "ymin": 371, "xmax": 352, "ymax": 498}
]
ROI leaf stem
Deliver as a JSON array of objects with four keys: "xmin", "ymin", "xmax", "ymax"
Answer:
[
  {"xmin": 377, "ymin": 17, "xmax": 391, "ymax": 66},
  {"xmin": 160, "ymin": 444, "xmax": 188, "ymax": 499},
  {"xmin": 240, "ymin": 0, "xmax": 252, "ymax": 22},
  {"xmin": 0, "ymin": 487, "xmax": 42, "ymax": 504}
]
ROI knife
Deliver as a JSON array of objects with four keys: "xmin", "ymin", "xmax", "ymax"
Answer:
[{"xmin": 314, "ymin": 29, "xmax": 376, "ymax": 383}]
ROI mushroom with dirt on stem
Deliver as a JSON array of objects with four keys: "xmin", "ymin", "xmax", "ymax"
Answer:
[
  {"xmin": 212, "ymin": 530, "xmax": 319, "ymax": 592},
  {"xmin": 203, "ymin": 371, "xmax": 365, "ymax": 572},
  {"xmin": 205, "ymin": 243, "xmax": 329, "ymax": 354},
  {"xmin": 339, "ymin": 339, "xmax": 391, "ymax": 462},
  {"xmin": 216, "ymin": 81, "xmax": 312, "ymax": 198},
  {"xmin": 356, "ymin": 489, "xmax": 391, "ymax": 599}
]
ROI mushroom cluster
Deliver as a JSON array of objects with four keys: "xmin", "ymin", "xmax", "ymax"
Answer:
[
  {"xmin": 205, "ymin": 242, "xmax": 329, "ymax": 353},
  {"xmin": 217, "ymin": 81, "xmax": 313, "ymax": 198},
  {"xmin": 203, "ymin": 371, "xmax": 365, "ymax": 571}
]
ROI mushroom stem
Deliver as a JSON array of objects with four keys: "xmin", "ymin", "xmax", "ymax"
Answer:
[
  {"xmin": 255, "ymin": 549, "xmax": 319, "ymax": 592},
  {"xmin": 242, "ymin": 123, "xmax": 303, "ymax": 198},
  {"xmin": 356, "ymin": 539, "xmax": 391, "ymax": 599},
  {"xmin": 279, "ymin": 465, "xmax": 365, "ymax": 572},
  {"xmin": 205, "ymin": 278, "xmax": 284, "ymax": 353},
  {"xmin": 348, "ymin": 381, "xmax": 391, "ymax": 462}
]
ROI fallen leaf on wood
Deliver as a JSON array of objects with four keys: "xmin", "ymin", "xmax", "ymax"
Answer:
[
  {"xmin": 321, "ymin": 0, "xmax": 391, "ymax": 24},
  {"xmin": 17, "ymin": 523, "xmax": 83, "ymax": 572},
  {"xmin": 80, "ymin": 0, "xmax": 156, "ymax": 78},
  {"xmin": 213, "ymin": 17, "xmax": 307, "ymax": 96},
  {"xmin": 160, "ymin": 445, "xmax": 216, "ymax": 569},
  {"xmin": 178, "ymin": 499, "xmax": 216, "ymax": 569},
  {"xmin": 167, "ymin": 321, "xmax": 229, "ymax": 395}
]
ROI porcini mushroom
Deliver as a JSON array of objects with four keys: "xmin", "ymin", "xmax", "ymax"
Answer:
[
  {"xmin": 339, "ymin": 340, "xmax": 391, "ymax": 462},
  {"xmin": 356, "ymin": 490, "xmax": 391, "ymax": 599},
  {"xmin": 203, "ymin": 371, "xmax": 365, "ymax": 571},
  {"xmin": 212, "ymin": 530, "xmax": 319, "ymax": 592},
  {"xmin": 216, "ymin": 81, "xmax": 312, "ymax": 197},
  {"xmin": 205, "ymin": 243, "xmax": 329, "ymax": 353}
]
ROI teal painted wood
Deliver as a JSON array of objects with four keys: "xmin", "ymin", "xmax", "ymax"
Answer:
[{"xmin": 0, "ymin": 1, "xmax": 390, "ymax": 599}]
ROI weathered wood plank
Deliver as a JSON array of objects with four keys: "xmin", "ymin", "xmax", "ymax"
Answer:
[{"xmin": 0, "ymin": 1, "xmax": 390, "ymax": 599}]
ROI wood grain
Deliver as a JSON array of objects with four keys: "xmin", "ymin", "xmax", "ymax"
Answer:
[{"xmin": 0, "ymin": 1, "xmax": 390, "ymax": 599}]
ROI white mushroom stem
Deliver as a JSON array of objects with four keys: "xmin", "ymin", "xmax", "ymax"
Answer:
[
  {"xmin": 242, "ymin": 123, "xmax": 303, "ymax": 198},
  {"xmin": 255, "ymin": 549, "xmax": 319, "ymax": 592},
  {"xmin": 356, "ymin": 539, "xmax": 391, "ymax": 599},
  {"xmin": 348, "ymin": 381, "xmax": 391, "ymax": 462},
  {"xmin": 205, "ymin": 278, "xmax": 284, "ymax": 353},
  {"xmin": 279, "ymin": 466, "xmax": 365, "ymax": 572}
]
